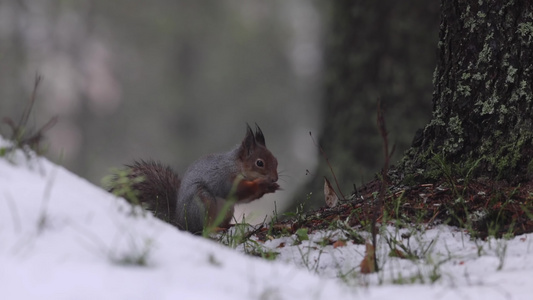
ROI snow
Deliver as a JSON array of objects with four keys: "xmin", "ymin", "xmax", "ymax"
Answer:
[{"xmin": 1, "ymin": 138, "xmax": 533, "ymax": 300}]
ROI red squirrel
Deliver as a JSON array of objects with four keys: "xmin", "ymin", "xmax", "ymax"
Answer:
[{"xmin": 111, "ymin": 124, "xmax": 280, "ymax": 234}]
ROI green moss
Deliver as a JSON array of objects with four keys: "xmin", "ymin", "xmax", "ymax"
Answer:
[
  {"xmin": 472, "ymin": 72, "xmax": 485, "ymax": 80},
  {"xmin": 457, "ymin": 83, "xmax": 472, "ymax": 96},
  {"xmin": 489, "ymin": 134, "xmax": 532, "ymax": 179},
  {"xmin": 498, "ymin": 105, "xmax": 508, "ymax": 124},
  {"xmin": 403, "ymin": 130, "xmax": 533, "ymax": 183},
  {"xmin": 478, "ymin": 94, "xmax": 498, "ymax": 115},
  {"xmin": 477, "ymin": 33, "xmax": 494, "ymax": 64},
  {"xmin": 518, "ymin": 80, "xmax": 529, "ymax": 98},
  {"xmin": 401, "ymin": 173, "xmax": 418, "ymax": 186},
  {"xmin": 417, "ymin": 151, "xmax": 483, "ymax": 183},
  {"xmin": 461, "ymin": 73, "xmax": 471, "ymax": 80},
  {"xmin": 448, "ymin": 115, "xmax": 463, "ymax": 135},
  {"xmin": 437, "ymin": 115, "xmax": 465, "ymax": 155},
  {"xmin": 462, "ymin": 6, "xmax": 475, "ymax": 32},
  {"xmin": 517, "ymin": 22, "xmax": 533, "ymax": 44},
  {"xmin": 480, "ymin": 138, "xmax": 492, "ymax": 153},
  {"xmin": 506, "ymin": 66, "xmax": 518, "ymax": 83}
]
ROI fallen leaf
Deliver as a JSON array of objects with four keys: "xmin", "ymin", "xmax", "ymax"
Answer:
[
  {"xmin": 272, "ymin": 224, "xmax": 293, "ymax": 233},
  {"xmin": 324, "ymin": 177, "xmax": 339, "ymax": 208},
  {"xmin": 333, "ymin": 240, "xmax": 347, "ymax": 248},
  {"xmin": 360, "ymin": 242, "xmax": 376, "ymax": 274}
]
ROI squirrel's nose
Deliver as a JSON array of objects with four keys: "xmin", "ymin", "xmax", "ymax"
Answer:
[{"xmin": 272, "ymin": 172, "xmax": 278, "ymax": 182}]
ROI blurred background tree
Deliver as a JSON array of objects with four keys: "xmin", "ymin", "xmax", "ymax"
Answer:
[
  {"xmin": 298, "ymin": 0, "xmax": 440, "ymax": 209},
  {"xmin": 0, "ymin": 0, "xmax": 439, "ymax": 218}
]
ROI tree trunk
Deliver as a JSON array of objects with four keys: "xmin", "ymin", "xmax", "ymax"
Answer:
[
  {"xmin": 294, "ymin": 0, "xmax": 439, "ymax": 209},
  {"xmin": 402, "ymin": 0, "xmax": 533, "ymax": 182}
]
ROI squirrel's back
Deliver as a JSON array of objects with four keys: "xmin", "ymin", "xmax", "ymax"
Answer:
[
  {"xmin": 179, "ymin": 148, "xmax": 240, "ymax": 203},
  {"xmin": 176, "ymin": 148, "xmax": 241, "ymax": 233}
]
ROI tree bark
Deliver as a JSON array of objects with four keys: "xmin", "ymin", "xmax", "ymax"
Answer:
[{"xmin": 402, "ymin": 0, "xmax": 533, "ymax": 182}]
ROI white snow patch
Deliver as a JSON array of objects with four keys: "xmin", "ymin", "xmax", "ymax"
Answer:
[{"xmin": 1, "ymin": 136, "xmax": 533, "ymax": 300}]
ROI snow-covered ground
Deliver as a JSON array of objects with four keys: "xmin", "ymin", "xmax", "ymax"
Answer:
[{"xmin": 1, "ymin": 138, "xmax": 532, "ymax": 300}]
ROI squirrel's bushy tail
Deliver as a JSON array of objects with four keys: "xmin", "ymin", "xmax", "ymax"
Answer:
[{"xmin": 113, "ymin": 160, "xmax": 181, "ymax": 225}]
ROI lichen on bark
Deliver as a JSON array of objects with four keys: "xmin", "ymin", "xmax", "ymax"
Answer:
[{"xmin": 400, "ymin": 0, "xmax": 533, "ymax": 183}]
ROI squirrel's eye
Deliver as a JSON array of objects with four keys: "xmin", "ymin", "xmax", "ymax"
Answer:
[{"xmin": 256, "ymin": 159, "xmax": 264, "ymax": 168}]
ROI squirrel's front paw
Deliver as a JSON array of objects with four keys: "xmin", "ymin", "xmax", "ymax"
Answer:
[
  {"xmin": 257, "ymin": 180, "xmax": 280, "ymax": 194},
  {"xmin": 270, "ymin": 182, "xmax": 280, "ymax": 192},
  {"xmin": 237, "ymin": 178, "xmax": 280, "ymax": 201}
]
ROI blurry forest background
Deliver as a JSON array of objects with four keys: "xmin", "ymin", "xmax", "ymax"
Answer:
[{"xmin": 0, "ymin": 0, "xmax": 439, "ymax": 221}]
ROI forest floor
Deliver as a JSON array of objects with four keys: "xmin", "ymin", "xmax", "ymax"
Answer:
[
  {"xmin": 3, "ymin": 136, "xmax": 533, "ymax": 300},
  {"xmin": 262, "ymin": 176, "xmax": 533, "ymax": 241}
]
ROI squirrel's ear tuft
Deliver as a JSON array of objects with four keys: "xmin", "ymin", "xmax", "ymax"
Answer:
[
  {"xmin": 240, "ymin": 123, "xmax": 256, "ymax": 157},
  {"xmin": 254, "ymin": 123, "xmax": 266, "ymax": 146}
]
